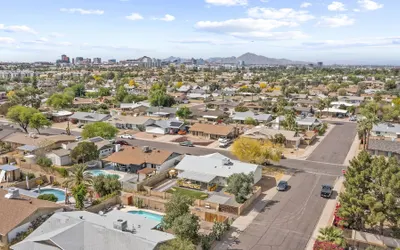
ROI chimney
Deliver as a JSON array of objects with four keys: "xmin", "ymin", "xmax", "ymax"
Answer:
[{"xmin": 113, "ymin": 219, "xmax": 128, "ymax": 231}]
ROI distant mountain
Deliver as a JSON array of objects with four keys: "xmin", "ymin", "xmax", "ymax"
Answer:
[{"xmin": 208, "ymin": 53, "xmax": 311, "ymax": 65}]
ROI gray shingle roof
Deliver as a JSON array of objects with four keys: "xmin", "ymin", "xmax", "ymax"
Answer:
[
  {"xmin": 69, "ymin": 112, "xmax": 110, "ymax": 122},
  {"xmin": 232, "ymin": 111, "xmax": 272, "ymax": 122},
  {"xmin": 368, "ymin": 139, "xmax": 400, "ymax": 154},
  {"xmin": 372, "ymin": 123, "xmax": 400, "ymax": 134},
  {"xmin": 147, "ymin": 107, "xmax": 177, "ymax": 115}
]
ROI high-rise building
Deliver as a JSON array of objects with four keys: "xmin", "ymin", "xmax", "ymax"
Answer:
[
  {"xmin": 58, "ymin": 54, "xmax": 70, "ymax": 64},
  {"xmin": 108, "ymin": 59, "xmax": 117, "ymax": 64},
  {"xmin": 76, "ymin": 57, "xmax": 84, "ymax": 64},
  {"xmin": 93, "ymin": 58, "xmax": 102, "ymax": 64},
  {"xmin": 72, "ymin": 58, "xmax": 75, "ymax": 65},
  {"xmin": 317, "ymin": 62, "xmax": 323, "ymax": 67}
]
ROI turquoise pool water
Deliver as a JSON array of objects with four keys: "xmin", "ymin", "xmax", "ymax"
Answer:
[
  {"xmin": 87, "ymin": 170, "xmax": 119, "ymax": 179},
  {"xmin": 34, "ymin": 188, "xmax": 65, "ymax": 202},
  {"xmin": 128, "ymin": 211, "xmax": 163, "ymax": 222}
]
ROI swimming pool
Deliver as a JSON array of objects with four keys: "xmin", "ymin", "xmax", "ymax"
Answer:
[
  {"xmin": 34, "ymin": 188, "xmax": 66, "ymax": 202},
  {"xmin": 128, "ymin": 210, "xmax": 163, "ymax": 222},
  {"xmin": 86, "ymin": 170, "xmax": 120, "ymax": 179}
]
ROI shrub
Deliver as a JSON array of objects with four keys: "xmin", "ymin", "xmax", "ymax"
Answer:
[
  {"xmin": 52, "ymin": 181, "xmax": 60, "ymax": 186},
  {"xmin": 91, "ymin": 199, "xmax": 101, "ymax": 206},
  {"xmin": 36, "ymin": 156, "xmax": 53, "ymax": 168},
  {"xmin": 52, "ymin": 167, "xmax": 68, "ymax": 177},
  {"xmin": 35, "ymin": 179, "xmax": 44, "ymax": 186},
  {"xmin": 38, "ymin": 194, "xmax": 58, "ymax": 202}
]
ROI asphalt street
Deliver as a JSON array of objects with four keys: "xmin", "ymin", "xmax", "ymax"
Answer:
[
  {"xmin": 306, "ymin": 122, "xmax": 357, "ymax": 165},
  {"xmin": 228, "ymin": 172, "xmax": 336, "ymax": 250}
]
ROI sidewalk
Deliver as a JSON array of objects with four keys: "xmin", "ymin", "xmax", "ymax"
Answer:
[
  {"xmin": 213, "ymin": 174, "xmax": 292, "ymax": 250},
  {"xmin": 305, "ymin": 176, "xmax": 344, "ymax": 250},
  {"xmin": 342, "ymin": 133, "xmax": 361, "ymax": 166}
]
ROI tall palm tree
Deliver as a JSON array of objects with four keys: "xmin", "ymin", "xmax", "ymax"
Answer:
[
  {"xmin": 317, "ymin": 226, "xmax": 346, "ymax": 247},
  {"xmin": 63, "ymin": 164, "xmax": 93, "ymax": 189},
  {"xmin": 363, "ymin": 113, "xmax": 379, "ymax": 150}
]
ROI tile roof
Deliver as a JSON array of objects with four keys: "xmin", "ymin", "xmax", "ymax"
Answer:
[
  {"xmin": 0, "ymin": 189, "xmax": 61, "ymax": 235},
  {"xmin": 3, "ymin": 133, "xmax": 76, "ymax": 147},
  {"xmin": 190, "ymin": 123, "xmax": 235, "ymax": 136},
  {"xmin": 103, "ymin": 146, "xmax": 174, "ymax": 165}
]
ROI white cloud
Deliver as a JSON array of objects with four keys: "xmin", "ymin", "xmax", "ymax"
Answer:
[
  {"xmin": 0, "ymin": 24, "xmax": 37, "ymax": 34},
  {"xmin": 328, "ymin": 2, "xmax": 347, "ymax": 11},
  {"xmin": 170, "ymin": 38, "xmax": 250, "ymax": 45},
  {"xmin": 357, "ymin": 0, "xmax": 383, "ymax": 11},
  {"xmin": 0, "ymin": 37, "xmax": 15, "ymax": 44},
  {"xmin": 353, "ymin": 8, "xmax": 361, "ymax": 12},
  {"xmin": 260, "ymin": 0, "xmax": 269, "ymax": 2},
  {"xmin": 126, "ymin": 13, "xmax": 144, "ymax": 21},
  {"xmin": 300, "ymin": 2, "xmax": 312, "ymax": 8},
  {"xmin": 152, "ymin": 14, "xmax": 175, "ymax": 22},
  {"xmin": 195, "ymin": 18, "xmax": 307, "ymax": 40},
  {"xmin": 317, "ymin": 15, "xmax": 355, "ymax": 27},
  {"xmin": 205, "ymin": 0, "xmax": 248, "ymax": 6},
  {"xmin": 247, "ymin": 7, "xmax": 315, "ymax": 22},
  {"xmin": 60, "ymin": 8, "xmax": 104, "ymax": 15},
  {"xmin": 50, "ymin": 32, "xmax": 65, "ymax": 38}
]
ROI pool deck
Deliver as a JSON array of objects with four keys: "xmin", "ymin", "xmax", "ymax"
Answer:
[{"xmin": 120, "ymin": 206, "xmax": 165, "ymax": 216}]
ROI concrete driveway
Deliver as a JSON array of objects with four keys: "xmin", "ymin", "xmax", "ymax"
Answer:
[
  {"xmin": 306, "ymin": 122, "xmax": 357, "ymax": 165},
  {"xmin": 222, "ymin": 172, "xmax": 335, "ymax": 250}
]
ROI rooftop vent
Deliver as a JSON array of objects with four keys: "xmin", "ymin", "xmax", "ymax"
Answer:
[
  {"xmin": 222, "ymin": 158, "xmax": 232, "ymax": 166},
  {"xmin": 5, "ymin": 188, "xmax": 20, "ymax": 199},
  {"xmin": 142, "ymin": 146, "xmax": 151, "ymax": 153},
  {"xmin": 113, "ymin": 219, "xmax": 128, "ymax": 232}
]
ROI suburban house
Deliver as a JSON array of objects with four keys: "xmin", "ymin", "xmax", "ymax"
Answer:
[
  {"xmin": 69, "ymin": 112, "xmax": 111, "ymax": 124},
  {"xmin": 50, "ymin": 110, "xmax": 73, "ymax": 122},
  {"xmin": 147, "ymin": 107, "xmax": 177, "ymax": 118},
  {"xmin": 371, "ymin": 123, "xmax": 400, "ymax": 139},
  {"xmin": 145, "ymin": 119, "xmax": 185, "ymax": 135},
  {"xmin": 46, "ymin": 137, "xmax": 114, "ymax": 166},
  {"xmin": 190, "ymin": 108, "xmax": 225, "ymax": 121},
  {"xmin": 231, "ymin": 111, "xmax": 273, "ymax": 124},
  {"xmin": 189, "ymin": 123, "xmax": 237, "ymax": 140},
  {"xmin": 11, "ymin": 211, "xmax": 175, "ymax": 250},
  {"xmin": 109, "ymin": 115, "xmax": 156, "ymax": 131},
  {"xmin": 337, "ymin": 96, "xmax": 365, "ymax": 105},
  {"xmin": 242, "ymin": 102, "xmax": 265, "ymax": 112},
  {"xmin": 368, "ymin": 139, "xmax": 400, "ymax": 160},
  {"xmin": 119, "ymin": 102, "xmax": 151, "ymax": 113},
  {"xmin": 72, "ymin": 97, "xmax": 97, "ymax": 107},
  {"xmin": 104, "ymin": 146, "xmax": 181, "ymax": 173},
  {"xmin": 175, "ymin": 153, "xmax": 262, "ymax": 190},
  {"xmin": 0, "ymin": 165, "xmax": 21, "ymax": 183},
  {"xmin": 3, "ymin": 133, "xmax": 76, "ymax": 150},
  {"xmin": 242, "ymin": 126, "xmax": 301, "ymax": 148},
  {"xmin": 296, "ymin": 117, "xmax": 322, "ymax": 130},
  {"xmin": 0, "ymin": 188, "xmax": 62, "ymax": 247}
]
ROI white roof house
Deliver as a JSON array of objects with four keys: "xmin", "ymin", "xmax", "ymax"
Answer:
[
  {"xmin": 175, "ymin": 153, "xmax": 262, "ymax": 185},
  {"xmin": 11, "ymin": 211, "xmax": 174, "ymax": 250}
]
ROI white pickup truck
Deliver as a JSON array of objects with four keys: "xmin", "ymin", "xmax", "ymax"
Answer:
[{"xmin": 219, "ymin": 138, "xmax": 232, "ymax": 148}]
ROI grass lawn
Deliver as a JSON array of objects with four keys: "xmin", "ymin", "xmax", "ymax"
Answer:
[{"xmin": 167, "ymin": 187, "xmax": 208, "ymax": 200}]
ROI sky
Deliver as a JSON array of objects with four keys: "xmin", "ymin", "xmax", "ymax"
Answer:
[{"xmin": 0, "ymin": 0, "xmax": 399, "ymax": 64}]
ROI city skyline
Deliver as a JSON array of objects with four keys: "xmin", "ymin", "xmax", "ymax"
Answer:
[{"xmin": 1, "ymin": 0, "xmax": 399, "ymax": 65}]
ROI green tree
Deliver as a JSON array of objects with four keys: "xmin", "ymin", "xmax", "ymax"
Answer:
[
  {"xmin": 162, "ymin": 194, "xmax": 193, "ymax": 228},
  {"xmin": 116, "ymin": 85, "xmax": 128, "ymax": 102},
  {"xmin": 29, "ymin": 112, "xmax": 52, "ymax": 134},
  {"xmin": 72, "ymin": 183, "xmax": 87, "ymax": 210},
  {"xmin": 225, "ymin": 172, "xmax": 254, "ymax": 203},
  {"xmin": 36, "ymin": 156, "xmax": 53, "ymax": 168},
  {"xmin": 272, "ymin": 133, "xmax": 286, "ymax": 145},
  {"xmin": 7, "ymin": 105, "xmax": 39, "ymax": 133},
  {"xmin": 81, "ymin": 122, "xmax": 118, "ymax": 140},
  {"xmin": 149, "ymin": 83, "xmax": 175, "ymax": 107},
  {"xmin": 176, "ymin": 106, "xmax": 192, "ymax": 121},
  {"xmin": 234, "ymin": 106, "xmax": 249, "ymax": 112},
  {"xmin": 317, "ymin": 226, "xmax": 346, "ymax": 247},
  {"xmin": 244, "ymin": 117, "xmax": 258, "ymax": 126},
  {"xmin": 337, "ymin": 88, "xmax": 347, "ymax": 96},
  {"xmin": 212, "ymin": 221, "xmax": 230, "ymax": 241},
  {"xmin": 47, "ymin": 93, "xmax": 73, "ymax": 109},
  {"xmin": 98, "ymin": 87, "xmax": 111, "ymax": 97},
  {"xmin": 170, "ymin": 213, "xmax": 200, "ymax": 242},
  {"xmin": 63, "ymin": 164, "xmax": 93, "ymax": 189},
  {"xmin": 70, "ymin": 83, "xmax": 86, "ymax": 97},
  {"xmin": 283, "ymin": 110, "xmax": 298, "ymax": 131},
  {"xmin": 93, "ymin": 175, "xmax": 122, "ymax": 197},
  {"xmin": 70, "ymin": 141, "xmax": 99, "ymax": 163},
  {"xmin": 159, "ymin": 238, "xmax": 196, "ymax": 250},
  {"xmin": 8, "ymin": 87, "xmax": 43, "ymax": 109}
]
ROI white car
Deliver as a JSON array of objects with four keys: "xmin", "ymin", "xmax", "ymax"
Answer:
[{"xmin": 120, "ymin": 134, "xmax": 134, "ymax": 139}]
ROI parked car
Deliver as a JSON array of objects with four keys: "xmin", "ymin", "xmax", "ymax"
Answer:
[
  {"xmin": 77, "ymin": 124, "xmax": 85, "ymax": 128},
  {"xmin": 120, "ymin": 134, "xmax": 134, "ymax": 139},
  {"xmin": 218, "ymin": 137, "xmax": 228, "ymax": 142},
  {"xmin": 276, "ymin": 180, "xmax": 288, "ymax": 191},
  {"xmin": 75, "ymin": 136, "xmax": 82, "ymax": 141},
  {"xmin": 179, "ymin": 141, "xmax": 194, "ymax": 147},
  {"xmin": 349, "ymin": 116, "xmax": 357, "ymax": 121},
  {"xmin": 320, "ymin": 185, "xmax": 333, "ymax": 198},
  {"xmin": 178, "ymin": 130, "xmax": 187, "ymax": 135},
  {"xmin": 114, "ymin": 140, "xmax": 130, "ymax": 146},
  {"xmin": 219, "ymin": 138, "xmax": 232, "ymax": 148}
]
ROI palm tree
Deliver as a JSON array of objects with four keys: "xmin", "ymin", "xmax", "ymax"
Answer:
[
  {"xmin": 63, "ymin": 164, "xmax": 93, "ymax": 189},
  {"xmin": 317, "ymin": 226, "xmax": 346, "ymax": 247}
]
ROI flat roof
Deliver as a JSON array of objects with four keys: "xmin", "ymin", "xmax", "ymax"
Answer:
[{"xmin": 178, "ymin": 170, "xmax": 216, "ymax": 183}]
